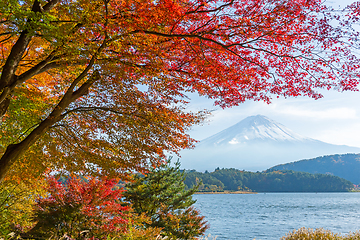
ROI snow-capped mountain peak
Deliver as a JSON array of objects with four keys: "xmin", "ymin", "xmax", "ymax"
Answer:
[
  {"xmin": 199, "ymin": 115, "xmax": 309, "ymax": 146},
  {"xmin": 179, "ymin": 115, "xmax": 360, "ymax": 172}
]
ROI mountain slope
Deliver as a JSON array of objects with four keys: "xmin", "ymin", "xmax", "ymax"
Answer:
[
  {"xmin": 268, "ymin": 153, "xmax": 360, "ymax": 185},
  {"xmin": 179, "ymin": 115, "xmax": 360, "ymax": 172},
  {"xmin": 198, "ymin": 115, "xmax": 309, "ymax": 146}
]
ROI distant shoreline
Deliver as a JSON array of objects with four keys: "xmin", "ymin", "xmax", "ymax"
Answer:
[{"xmin": 194, "ymin": 191, "xmax": 257, "ymax": 194}]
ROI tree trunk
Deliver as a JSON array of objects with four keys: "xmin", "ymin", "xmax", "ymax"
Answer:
[
  {"xmin": 0, "ymin": 117, "xmax": 59, "ymax": 181},
  {"xmin": 0, "ymin": 0, "xmax": 60, "ymax": 118},
  {"xmin": 0, "ymin": 69, "xmax": 100, "ymax": 182}
]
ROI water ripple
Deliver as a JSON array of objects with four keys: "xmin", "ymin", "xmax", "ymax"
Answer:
[{"xmin": 194, "ymin": 192, "xmax": 360, "ymax": 240}]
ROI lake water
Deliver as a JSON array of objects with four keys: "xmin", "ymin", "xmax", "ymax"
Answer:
[{"xmin": 193, "ymin": 192, "xmax": 360, "ymax": 239}]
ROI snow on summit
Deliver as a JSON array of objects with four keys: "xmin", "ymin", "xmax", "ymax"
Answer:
[
  {"xmin": 198, "ymin": 115, "xmax": 309, "ymax": 147},
  {"xmin": 179, "ymin": 115, "xmax": 360, "ymax": 172}
]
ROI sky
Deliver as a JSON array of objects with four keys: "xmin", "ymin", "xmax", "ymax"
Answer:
[{"xmin": 184, "ymin": 0, "xmax": 360, "ymax": 149}]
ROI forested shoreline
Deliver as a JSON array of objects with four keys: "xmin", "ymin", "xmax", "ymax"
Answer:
[{"xmin": 184, "ymin": 168, "xmax": 354, "ymax": 192}]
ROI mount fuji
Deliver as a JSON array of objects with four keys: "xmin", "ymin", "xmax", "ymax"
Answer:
[{"xmin": 179, "ymin": 115, "xmax": 360, "ymax": 171}]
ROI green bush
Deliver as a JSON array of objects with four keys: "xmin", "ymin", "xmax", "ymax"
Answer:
[{"xmin": 124, "ymin": 159, "xmax": 208, "ymax": 239}]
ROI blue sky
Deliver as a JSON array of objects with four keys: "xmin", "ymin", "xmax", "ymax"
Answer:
[
  {"xmin": 187, "ymin": 90, "xmax": 360, "ymax": 148},
  {"xmin": 185, "ymin": 0, "xmax": 360, "ymax": 148}
]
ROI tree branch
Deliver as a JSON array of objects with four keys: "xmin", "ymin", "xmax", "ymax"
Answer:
[
  {"xmin": 14, "ymin": 51, "xmax": 57, "ymax": 87},
  {"xmin": 0, "ymin": 0, "xmax": 61, "ymax": 118},
  {"xmin": 186, "ymin": 0, "xmax": 234, "ymax": 14}
]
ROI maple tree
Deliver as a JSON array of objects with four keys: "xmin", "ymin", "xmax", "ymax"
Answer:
[
  {"xmin": 0, "ymin": 0, "xmax": 360, "ymax": 181},
  {"xmin": 28, "ymin": 175, "xmax": 130, "ymax": 239}
]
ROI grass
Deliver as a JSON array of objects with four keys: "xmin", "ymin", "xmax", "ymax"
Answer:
[{"xmin": 280, "ymin": 227, "xmax": 360, "ymax": 240}]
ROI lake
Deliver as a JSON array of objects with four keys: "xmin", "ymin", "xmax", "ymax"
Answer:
[{"xmin": 193, "ymin": 192, "xmax": 360, "ymax": 239}]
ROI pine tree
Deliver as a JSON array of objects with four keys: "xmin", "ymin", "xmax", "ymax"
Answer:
[{"xmin": 124, "ymin": 159, "xmax": 208, "ymax": 239}]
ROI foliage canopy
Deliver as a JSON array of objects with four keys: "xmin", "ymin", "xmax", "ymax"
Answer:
[{"xmin": 0, "ymin": 0, "xmax": 360, "ymax": 180}]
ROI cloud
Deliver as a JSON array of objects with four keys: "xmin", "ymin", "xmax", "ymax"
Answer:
[
  {"xmin": 276, "ymin": 106, "xmax": 358, "ymax": 120},
  {"xmin": 314, "ymin": 122, "xmax": 360, "ymax": 148}
]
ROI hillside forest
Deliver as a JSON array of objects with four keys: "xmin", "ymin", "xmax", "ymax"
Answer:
[
  {"xmin": 184, "ymin": 168, "xmax": 354, "ymax": 192},
  {"xmin": 270, "ymin": 154, "xmax": 360, "ymax": 185}
]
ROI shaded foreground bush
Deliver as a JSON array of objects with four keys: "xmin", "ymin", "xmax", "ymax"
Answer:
[{"xmin": 281, "ymin": 227, "xmax": 360, "ymax": 240}]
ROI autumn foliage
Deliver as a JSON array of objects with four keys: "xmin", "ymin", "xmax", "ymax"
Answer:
[
  {"xmin": 281, "ymin": 227, "xmax": 360, "ymax": 240},
  {"xmin": 1, "ymin": 0, "xmax": 360, "ymax": 181},
  {"xmin": 29, "ymin": 176, "xmax": 129, "ymax": 239},
  {"xmin": 0, "ymin": 178, "xmax": 47, "ymax": 235},
  {"xmin": 2, "ymin": 0, "xmax": 360, "ymax": 238}
]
